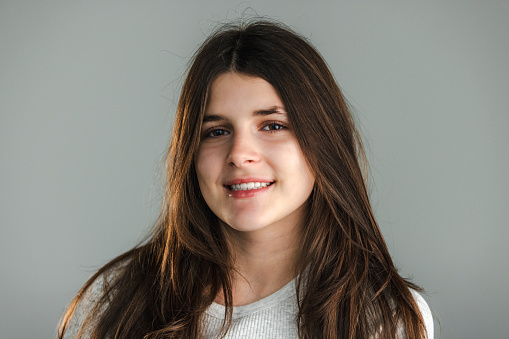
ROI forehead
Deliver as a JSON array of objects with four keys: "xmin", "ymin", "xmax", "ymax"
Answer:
[{"xmin": 205, "ymin": 72, "xmax": 285, "ymax": 115}]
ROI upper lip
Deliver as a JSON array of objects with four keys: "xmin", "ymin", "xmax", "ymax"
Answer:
[{"xmin": 224, "ymin": 177, "xmax": 275, "ymax": 186}]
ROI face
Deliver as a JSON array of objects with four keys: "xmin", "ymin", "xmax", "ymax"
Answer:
[{"xmin": 195, "ymin": 72, "xmax": 315, "ymax": 236}]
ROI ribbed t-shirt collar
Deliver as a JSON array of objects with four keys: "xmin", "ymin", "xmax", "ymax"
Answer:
[{"xmin": 205, "ymin": 278, "xmax": 297, "ymax": 320}]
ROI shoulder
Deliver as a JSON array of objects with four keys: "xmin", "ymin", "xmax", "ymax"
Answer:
[
  {"xmin": 61, "ymin": 277, "xmax": 102, "ymax": 338},
  {"xmin": 408, "ymin": 289, "xmax": 434, "ymax": 339},
  {"xmin": 61, "ymin": 263, "xmax": 126, "ymax": 339}
]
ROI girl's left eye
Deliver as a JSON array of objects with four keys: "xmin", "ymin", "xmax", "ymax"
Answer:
[{"xmin": 261, "ymin": 122, "xmax": 287, "ymax": 131}]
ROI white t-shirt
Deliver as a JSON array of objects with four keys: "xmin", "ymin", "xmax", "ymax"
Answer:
[
  {"xmin": 66, "ymin": 274, "xmax": 433, "ymax": 338},
  {"xmin": 201, "ymin": 278, "xmax": 433, "ymax": 339}
]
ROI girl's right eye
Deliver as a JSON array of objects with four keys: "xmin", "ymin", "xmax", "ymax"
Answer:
[{"xmin": 204, "ymin": 128, "xmax": 230, "ymax": 139}]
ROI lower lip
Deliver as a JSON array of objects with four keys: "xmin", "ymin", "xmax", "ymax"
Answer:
[{"xmin": 225, "ymin": 183, "xmax": 274, "ymax": 198}]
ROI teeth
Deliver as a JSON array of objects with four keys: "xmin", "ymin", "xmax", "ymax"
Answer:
[{"xmin": 229, "ymin": 182, "xmax": 272, "ymax": 191}]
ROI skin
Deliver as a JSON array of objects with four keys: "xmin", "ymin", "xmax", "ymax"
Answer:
[{"xmin": 195, "ymin": 72, "xmax": 315, "ymax": 305}]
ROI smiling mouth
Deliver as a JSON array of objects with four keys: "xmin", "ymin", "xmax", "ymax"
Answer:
[{"xmin": 226, "ymin": 181, "xmax": 275, "ymax": 191}]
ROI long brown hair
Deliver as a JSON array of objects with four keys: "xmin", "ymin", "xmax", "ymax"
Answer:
[{"xmin": 58, "ymin": 20, "xmax": 427, "ymax": 338}]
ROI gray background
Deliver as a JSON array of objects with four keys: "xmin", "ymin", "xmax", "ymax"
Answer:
[{"xmin": 1, "ymin": 1, "xmax": 508, "ymax": 338}]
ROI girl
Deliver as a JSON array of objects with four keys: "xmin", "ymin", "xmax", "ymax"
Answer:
[{"xmin": 59, "ymin": 20, "xmax": 433, "ymax": 338}]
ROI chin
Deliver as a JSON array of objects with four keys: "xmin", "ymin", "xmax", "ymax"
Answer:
[{"xmin": 223, "ymin": 218, "xmax": 269, "ymax": 233}]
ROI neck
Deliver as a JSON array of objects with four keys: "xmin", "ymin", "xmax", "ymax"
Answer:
[{"xmin": 216, "ymin": 221, "xmax": 302, "ymax": 306}]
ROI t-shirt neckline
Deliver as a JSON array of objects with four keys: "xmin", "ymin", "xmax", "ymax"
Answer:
[{"xmin": 205, "ymin": 278, "xmax": 297, "ymax": 320}]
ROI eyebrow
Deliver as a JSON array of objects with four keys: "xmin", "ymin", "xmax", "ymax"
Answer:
[{"xmin": 202, "ymin": 106, "xmax": 287, "ymax": 123}]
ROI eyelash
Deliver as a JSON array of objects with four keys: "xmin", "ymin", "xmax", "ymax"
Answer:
[
  {"xmin": 202, "ymin": 121, "xmax": 288, "ymax": 139},
  {"xmin": 261, "ymin": 121, "xmax": 288, "ymax": 132}
]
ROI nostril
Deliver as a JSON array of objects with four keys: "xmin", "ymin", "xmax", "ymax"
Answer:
[{"xmin": 227, "ymin": 152, "xmax": 260, "ymax": 167}]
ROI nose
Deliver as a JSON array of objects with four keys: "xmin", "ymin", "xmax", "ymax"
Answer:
[{"xmin": 227, "ymin": 130, "xmax": 261, "ymax": 168}]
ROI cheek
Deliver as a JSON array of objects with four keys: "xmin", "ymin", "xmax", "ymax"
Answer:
[
  {"xmin": 279, "ymin": 143, "xmax": 314, "ymax": 183},
  {"xmin": 194, "ymin": 150, "xmax": 209, "ymax": 189},
  {"xmin": 297, "ymin": 162, "xmax": 315, "ymax": 196},
  {"xmin": 195, "ymin": 148, "xmax": 220, "ymax": 191}
]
